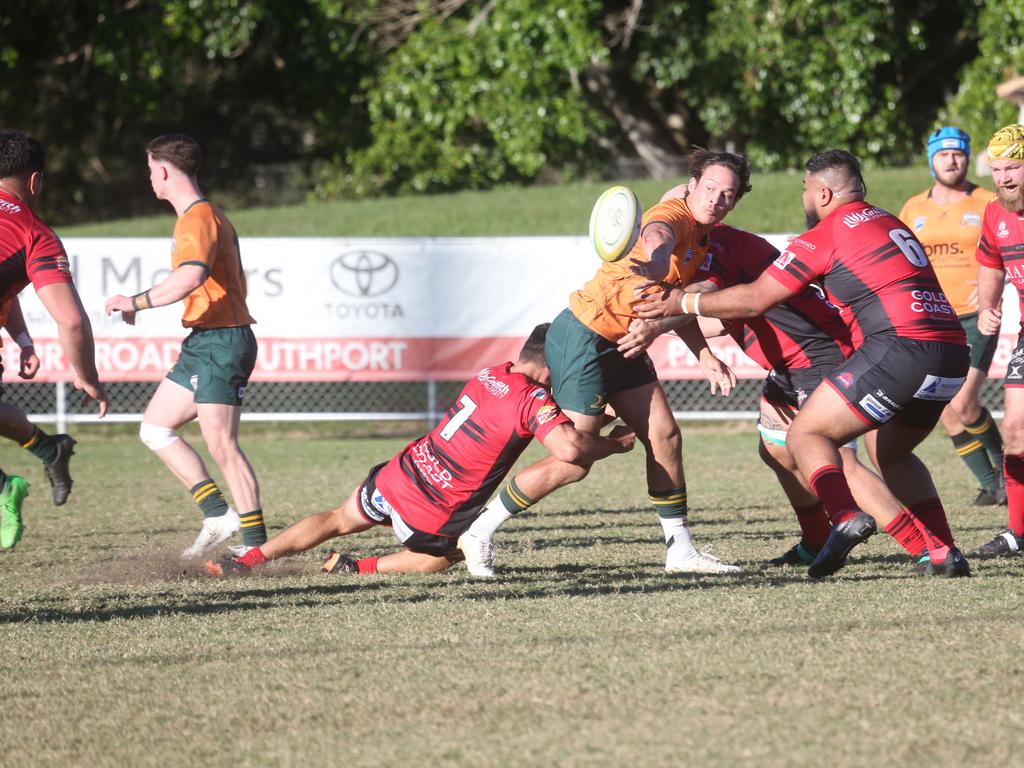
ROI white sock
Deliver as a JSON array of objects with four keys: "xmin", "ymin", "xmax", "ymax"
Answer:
[
  {"xmin": 466, "ymin": 497, "xmax": 514, "ymax": 539},
  {"xmin": 660, "ymin": 516, "xmax": 696, "ymax": 558}
]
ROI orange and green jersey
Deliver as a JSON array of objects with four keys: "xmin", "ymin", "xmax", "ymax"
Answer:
[
  {"xmin": 898, "ymin": 184, "xmax": 996, "ymax": 317},
  {"xmin": 570, "ymin": 197, "xmax": 708, "ymax": 341},
  {"xmin": 172, "ymin": 199, "xmax": 255, "ymax": 329}
]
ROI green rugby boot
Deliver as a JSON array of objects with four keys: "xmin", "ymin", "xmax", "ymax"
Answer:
[{"xmin": 0, "ymin": 475, "xmax": 29, "ymax": 548}]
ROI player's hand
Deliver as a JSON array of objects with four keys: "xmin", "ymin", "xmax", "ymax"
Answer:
[
  {"xmin": 617, "ymin": 318, "xmax": 660, "ymax": 359},
  {"xmin": 632, "ymin": 283, "xmax": 684, "ymax": 319},
  {"xmin": 628, "ymin": 251, "xmax": 670, "ymax": 280},
  {"xmin": 18, "ymin": 346, "xmax": 39, "ymax": 379},
  {"xmin": 698, "ymin": 348, "xmax": 736, "ymax": 396},
  {"xmin": 978, "ymin": 307, "xmax": 1002, "ymax": 336},
  {"xmin": 606, "ymin": 424, "xmax": 636, "ymax": 453},
  {"xmin": 104, "ymin": 295, "xmax": 136, "ymax": 324},
  {"xmin": 74, "ymin": 376, "xmax": 109, "ymax": 418}
]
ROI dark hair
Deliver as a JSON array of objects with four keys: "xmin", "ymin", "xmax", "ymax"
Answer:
[
  {"xmin": 0, "ymin": 130, "xmax": 45, "ymax": 179},
  {"xmin": 147, "ymin": 134, "xmax": 202, "ymax": 176},
  {"xmin": 805, "ymin": 149, "xmax": 866, "ymax": 196},
  {"xmin": 688, "ymin": 148, "xmax": 752, "ymax": 201},
  {"xmin": 518, "ymin": 323, "xmax": 550, "ymax": 366}
]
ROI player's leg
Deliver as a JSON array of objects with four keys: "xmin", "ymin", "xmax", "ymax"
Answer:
[
  {"xmin": 0, "ymin": 463, "xmax": 29, "ymax": 549},
  {"xmin": 612, "ymin": 379, "xmax": 740, "ymax": 573},
  {"xmin": 942, "ymin": 366, "xmax": 1001, "ymax": 505},
  {"xmin": 974, "ymin": 385, "xmax": 1024, "ymax": 557},
  {"xmin": 0, "ymin": 400, "xmax": 77, "ymax": 507}
]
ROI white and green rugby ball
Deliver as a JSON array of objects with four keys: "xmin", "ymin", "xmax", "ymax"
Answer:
[{"xmin": 589, "ymin": 185, "xmax": 642, "ymax": 262}]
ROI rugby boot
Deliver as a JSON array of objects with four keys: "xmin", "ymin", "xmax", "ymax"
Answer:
[
  {"xmin": 457, "ymin": 531, "xmax": 496, "ymax": 577},
  {"xmin": 972, "ymin": 487, "xmax": 999, "ymax": 506},
  {"xmin": 971, "ymin": 529, "xmax": 1024, "ymax": 558},
  {"xmin": 911, "ymin": 546, "xmax": 971, "ymax": 577},
  {"xmin": 807, "ymin": 511, "xmax": 877, "ymax": 578},
  {"xmin": 204, "ymin": 555, "xmax": 251, "ymax": 577},
  {"xmin": 181, "ymin": 508, "xmax": 241, "ymax": 558},
  {"xmin": 322, "ymin": 550, "xmax": 359, "ymax": 574},
  {"xmin": 665, "ymin": 544, "xmax": 742, "ymax": 574},
  {"xmin": 0, "ymin": 475, "xmax": 29, "ymax": 548},
  {"xmin": 768, "ymin": 540, "xmax": 818, "ymax": 566},
  {"xmin": 43, "ymin": 434, "xmax": 76, "ymax": 506}
]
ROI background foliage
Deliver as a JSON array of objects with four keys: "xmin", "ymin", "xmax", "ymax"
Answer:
[{"xmin": 0, "ymin": 0, "xmax": 1011, "ymax": 223}]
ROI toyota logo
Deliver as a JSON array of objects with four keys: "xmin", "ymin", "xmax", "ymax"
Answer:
[{"xmin": 330, "ymin": 251, "xmax": 399, "ymax": 297}]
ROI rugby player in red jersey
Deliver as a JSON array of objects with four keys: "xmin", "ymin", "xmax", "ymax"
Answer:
[
  {"xmin": 974, "ymin": 124, "xmax": 1024, "ymax": 558},
  {"xmin": 206, "ymin": 324, "xmax": 635, "ymax": 576},
  {"xmin": 635, "ymin": 149, "xmax": 971, "ymax": 577},
  {"xmin": 0, "ymin": 130, "xmax": 109, "ymax": 548}
]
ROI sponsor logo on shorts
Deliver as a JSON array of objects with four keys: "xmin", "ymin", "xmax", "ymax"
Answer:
[
  {"xmin": 859, "ymin": 394, "xmax": 895, "ymax": 422},
  {"xmin": 536, "ymin": 404, "xmax": 560, "ymax": 425},
  {"xmin": 835, "ymin": 372, "xmax": 854, "ymax": 389},
  {"xmin": 589, "ymin": 393, "xmax": 607, "ymax": 410},
  {"xmin": 796, "ymin": 388, "xmax": 808, "ymax": 406},
  {"xmin": 913, "ymin": 215, "xmax": 926, "ymax": 231},
  {"xmin": 358, "ymin": 484, "xmax": 389, "ymax": 524},
  {"xmin": 913, "ymin": 374, "xmax": 966, "ymax": 401},
  {"xmin": 476, "ymin": 368, "xmax": 511, "ymax": 399},
  {"xmin": 961, "ymin": 212, "xmax": 981, "ymax": 228},
  {"xmin": 773, "ymin": 250, "xmax": 795, "ymax": 270},
  {"xmin": 237, "ymin": 386, "xmax": 246, "ymax": 400},
  {"xmin": 189, "ymin": 374, "xmax": 199, "ymax": 390}
]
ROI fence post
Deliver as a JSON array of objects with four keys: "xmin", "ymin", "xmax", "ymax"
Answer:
[
  {"xmin": 55, "ymin": 381, "xmax": 67, "ymax": 433},
  {"xmin": 427, "ymin": 380, "xmax": 438, "ymax": 423}
]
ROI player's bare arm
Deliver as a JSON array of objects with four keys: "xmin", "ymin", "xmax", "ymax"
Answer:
[
  {"xmin": 628, "ymin": 221, "xmax": 676, "ymax": 280},
  {"xmin": 104, "ymin": 263, "xmax": 208, "ymax": 320},
  {"xmin": 3, "ymin": 297, "xmax": 39, "ymax": 379},
  {"xmin": 976, "ymin": 264, "xmax": 1006, "ymax": 336},
  {"xmin": 616, "ymin": 315, "xmax": 690, "ymax": 359},
  {"xmin": 675, "ymin": 316, "xmax": 736, "ymax": 396},
  {"xmin": 35, "ymin": 281, "xmax": 109, "ymax": 417},
  {"xmin": 540, "ymin": 422, "xmax": 636, "ymax": 465},
  {"xmin": 633, "ymin": 271, "xmax": 794, "ymax": 321}
]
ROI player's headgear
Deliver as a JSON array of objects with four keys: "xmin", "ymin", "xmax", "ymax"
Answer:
[
  {"xmin": 927, "ymin": 126, "xmax": 970, "ymax": 177},
  {"xmin": 987, "ymin": 124, "xmax": 1024, "ymax": 162}
]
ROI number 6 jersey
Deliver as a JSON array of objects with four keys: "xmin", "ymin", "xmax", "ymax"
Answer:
[
  {"xmin": 766, "ymin": 201, "xmax": 966, "ymax": 345},
  {"xmin": 375, "ymin": 362, "xmax": 571, "ymax": 537}
]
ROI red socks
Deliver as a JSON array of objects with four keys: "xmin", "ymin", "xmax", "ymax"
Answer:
[
  {"xmin": 238, "ymin": 547, "xmax": 268, "ymax": 568},
  {"xmin": 793, "ymin": 501, "xmax": 831, "ymax": 548},
  {"xmin": 907, "ymin": 497, "xmax": 955, "ymax": 549},
  {"xmin": 808, "ymin": 465, "xmax": 860, "ymax": 525},
  {"xmin": 356, "ymin": 556, "xmax": 379, "ymax": 574},
  {"xmin": 1004, "ymin": 455, "xmax": 1024, "ymax": 537},
  {"xmin": 883, "ymin": 511, "xmax": 928, "ymax": 557}
]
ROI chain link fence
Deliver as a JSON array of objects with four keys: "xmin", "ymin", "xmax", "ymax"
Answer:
[{"xmin": 3, "ymin": 378, "xmax": 1007, "ymax": 431}]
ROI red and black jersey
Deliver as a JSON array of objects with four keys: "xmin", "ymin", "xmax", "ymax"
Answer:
[
  {"xmin": 698, "ymin": 225, "xmax": 852, "ymax": 371},
  {"xmin": 767, "ymin": 201, "xmax": 966, "ymax": 345},
  {"xmin": 0, "ymin": 189, "xmax": 73, "ymax": 326},
  {"xmin": 376, "ymin": 362, "xmax": 571, "ymax": 537},
  {"xmin": 976, "ymin": 199, "xmax": 1024, "ymax": 330}
]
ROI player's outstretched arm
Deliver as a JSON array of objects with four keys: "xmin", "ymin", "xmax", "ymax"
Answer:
[
  {"xmin": 3, "ymin": 297, "xmax": 39, "ymax": 379},
  {"xmin": 977, "ymin": 264, "xmax": 1006, "ymax": 336},
  {"xmin": 634, "ymin": 271, "xmax": 794, "ymax": 321},
  {"xmin": 540, "ymin": 423, "xmax": 636, "ymax": 466},
  {"xmin": 628, "ymin": 221, "xmax": 676, "ymax": 280},
  {"xmin": 104, "ymin": 264, "xmax": 207, "ymax": 318},
  {"xmin": 675, "ymin": 319, "xmax": 736, "ymax": 396},
  {"xmin": 35, "ymin": 282, "xmax": 109, "ymax": 417}
]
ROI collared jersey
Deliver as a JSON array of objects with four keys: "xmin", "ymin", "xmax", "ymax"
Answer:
[
  {"xmin": 570, "ymin": 197, "xmax": 708, "ymax": 342},
  {"xmin": 898, "ymin": 184, "xmax": 995, "ymax": 316},
  {"xmin": 0, "ymin": 189, "xmax": 73, "ymax": 335},
  {"xmin": 172, "ymin": 199, "xmax": 255, "ymax": 329},
  {"xmin": 976, "ymin": 198, "xmax": 1024, "ymax": 330},
  {"xmin": 376, "ymin": 362, "xmax": 571, "ymax": 537},
  {"xmin": 767, "ymin": 201, "xmax": 966, "ymax": 345},
  {"xmin": 697, "ymin": 225, "xmax": 852, "ymax": 372}
]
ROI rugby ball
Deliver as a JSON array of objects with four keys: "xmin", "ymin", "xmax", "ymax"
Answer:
[{"xmin": 589, "ymin": 185, "xmax": 642, "ymax": 262}]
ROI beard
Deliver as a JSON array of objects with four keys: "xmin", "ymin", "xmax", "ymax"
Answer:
[
  {"xmin": 804, "ymin": 204, "xmax": 820, "ymax": 229},
  {"xmin": 997, "ymin": 186, "xmax": 1024, "ymax": 213},
  {"xmin": 935, "ymin": 165, "xmax": 968, "ymax": 189}
]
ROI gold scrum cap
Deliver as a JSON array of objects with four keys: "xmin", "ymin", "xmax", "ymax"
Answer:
[{"xmin": 987, "ymin": 124, "xmax": 1024, "ymax": 160}]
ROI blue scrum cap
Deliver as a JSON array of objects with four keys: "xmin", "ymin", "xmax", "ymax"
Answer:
[{"xmin": 927, "ymin": 126, "xmax": 970, "ymax": 176}]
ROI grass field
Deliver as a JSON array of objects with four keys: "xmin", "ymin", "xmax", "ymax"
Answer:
[
  {"xmin": 2, "ymin": 423, "xmax": 1022, "ymax": 767},
  {"xmin": 57, "ymin": 166, "xmax": 940, "ymax": 238}
]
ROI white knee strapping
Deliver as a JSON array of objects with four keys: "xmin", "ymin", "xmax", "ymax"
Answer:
[{"xmin": 139, "ymin": 422, "xmax": 181, "ymax": 451}]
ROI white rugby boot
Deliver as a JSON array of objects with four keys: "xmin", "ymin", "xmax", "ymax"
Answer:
[
  {"xmin": 665, "ymin": 544, "xmax": 742, "ymax": 574},
  {"xmin": 458, "ymin": 531, "xmax": 496, "ymax": 577},
  {"xmin": 181, "ymin": 508, "xmax": 241, "ymax": 558}
]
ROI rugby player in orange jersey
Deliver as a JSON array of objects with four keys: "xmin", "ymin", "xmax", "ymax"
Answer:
[
  {"xmin": 458, "ymin": 150, "xmax": 750, "ymax": 576},
  {"xmin": 899, "ymin": 127, "xmax": 1005, "ymax": 506},
  {"xmin": 105, "ymin": 134, "xmax": 266, "ymax": 559}
]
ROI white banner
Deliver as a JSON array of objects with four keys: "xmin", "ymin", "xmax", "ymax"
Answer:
[{"xmin": 3, "ymin": 235, "xmax": 1020, "ymax": 383}]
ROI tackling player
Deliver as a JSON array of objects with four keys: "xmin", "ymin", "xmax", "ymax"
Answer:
[
  {"xmin": 104, "ymin": 134, "xmax": 265, "ymax": 559},
  {"xmin": 0, "ymin": 130, "xmax": 109, "ymax": 549},
  {"xmin": 205, "ymin": 324, "xmax": 635, "ymax": 576},
  {"xmin": 635, "ymin": 149, "xmax": 971, "ymax": 577},
  {"xmin": 899, "ymin": 126, "xmax": 1004, "ymax": 505},
  {"xmin": 974, "ymin": 124, "xmax": 1024, "ymax": 557}
]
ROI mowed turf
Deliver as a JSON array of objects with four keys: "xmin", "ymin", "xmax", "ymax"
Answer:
[{"xmin": 1, "ymin": 423, "xmax": 1022, "ymax": 767}]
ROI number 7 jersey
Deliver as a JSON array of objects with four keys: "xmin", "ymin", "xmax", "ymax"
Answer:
[
  {"xmin": 375, "ymin": 362, "xmax": 571, "ymax": 537},
  {"xmin": 766, "ymin": 201, "xmax": 966, "ymax": 345}
]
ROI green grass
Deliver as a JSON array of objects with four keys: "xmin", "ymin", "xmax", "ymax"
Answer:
[
  {"xmin": 57, "ymin": 167, "xmax": 943, "ymax": 238},
  {"xmin": 1, "ymin": 424, "xmax": 1021, "ymax": 767}
]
